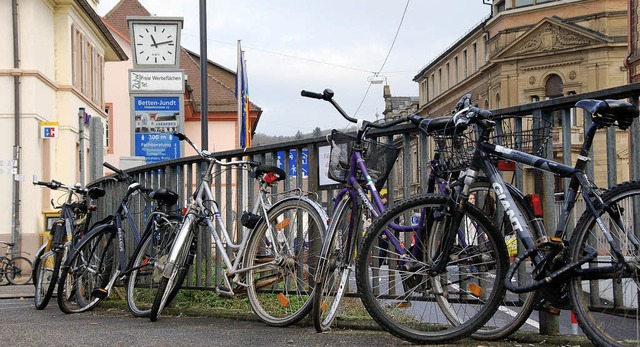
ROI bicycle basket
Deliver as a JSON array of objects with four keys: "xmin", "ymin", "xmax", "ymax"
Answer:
[
  {"xmin": 328, "ymin": 130, "xmax": 401, "ymax": 189},
  {"xmin": 431, "ymin": 114, "xmax": 553, "ymax": 173}
]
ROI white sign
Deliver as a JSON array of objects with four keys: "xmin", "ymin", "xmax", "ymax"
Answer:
[
  {"xmin": 0, "ymin": 168, "xmax": 17, "ymax": 175},
  {"xmin": 129, "ymin": 71, "xmax": 184, "ymax": 92},
  {"xmin": 0, "ymin": 160, "xmax": 17, "ymax": 167},
  {"xmin": 319, "ymin": 145, "xmax": 340, "ymax": 187},
  {"xmin": 40, "ymin": 122, "xmax": 59, "ymax": 139}
]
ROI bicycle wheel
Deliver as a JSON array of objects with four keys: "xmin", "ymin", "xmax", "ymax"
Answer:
[
  {"xmin": 568, "ymin": 180, "xmax": 640, "ymax": 347},
  {"xmin": 57, "ymin": 225, "xmax": 116, "ymax": 314},
  {"xmin": 355, "ymin": 194, "xmax": 508, "ymax": 344},
  {"xmin": 312, "ymin": 195, "xmax": 360, "ymax": 332},
  {"xmin": 468, "ymin": 179, "xmax": 543, "ymax": 340},
  {"xmin": 150, "ymin": 215, "xmax": 196, "ymax": 322},
  {"xmin": 34, "ymin": 224, "xmax": 65, "ymax": 309},
  {"xmin": 126, "ymin": 215, "xmax": 182, "ymax": 317},
  {"xmin": 244, "ymin": 197, "xmax": 326, "ymax": 326},
  {"xmin": 6, "ymin": 256, "xmax": 33, "ymax": 285}
]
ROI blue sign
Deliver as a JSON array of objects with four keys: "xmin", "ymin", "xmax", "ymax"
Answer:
[
  {"xmin": 134, "ymin": 96, "xmax": 181, "ymax": 163},
  {"xmin": 135, "ymin": 133, "xmax": 180, "ymax": 163},
  {"xmin": 277, "ymin": 149, "xmax": 308, "ymax": 178}
]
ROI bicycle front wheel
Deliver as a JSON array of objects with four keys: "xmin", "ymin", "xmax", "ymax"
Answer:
[
  {"xmin": 126, "ymin": 215, "xmax": 182, "ymax": 317},
  {"xmin": 150, "ymin": 215, "xmax": 196, "ymax": 322},
  {"xmin": 355, "ymin": 194, "xmax": 508, "ymax": 344},
  {"xmin": 57, "ymin": 226, "xmax": 116, "ymax": 314},
  {"xmin": 244, "ymin": 197, "xmax": 326, "ymax": 326},
  {"xmin": 568, "ymin": 180, "xmax": 640, "ymax": 347},
  {"xmin": 34, "ymin": 227, "xmax": 65, "ymax": 309},
  {"xmin": 469, "ymin": 179, "xmax": 543, "ymax": 340},
  {"xmin": 6, "ymin": 256, "xmax": 33, "ymax": 285},
  {"xmin": 312, "ymin": 195, "xmax": 359, "ymax": 332}
]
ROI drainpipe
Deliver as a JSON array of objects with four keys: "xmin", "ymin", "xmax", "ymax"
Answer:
[
  {"xmin": 624, "ymin": 0, "xmax": 632, "ymax": 83},
  {"xmin": 11, "ymin": 0, "xmax": 21, "ymax": 254}
]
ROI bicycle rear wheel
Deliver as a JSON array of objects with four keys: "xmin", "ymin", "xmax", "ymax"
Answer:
[
  {"xmin": 34, "ymin": 225, "xmax": 65, "ymax": 309},
  {"xmin": 355, "ymin": 194, "xmax": 508, "ymax": 344},
  {"xmin": 244, "ymin": 197, "xmax": 326, "ymax": 326},
  {"xmin": 6, "ymin": 256, "xmax": 33, "ymax": 285},
  {"xmin": 312, "ymin": 195, "xmax": 359, "ymax": 332},
  {"xmin": 469, "ymin": 179, "xmax": 543, "ymax": 340},
  {"xmin": 126, "ymin": 215, "xmax": 182, "ymax": 317},
  {"xmin": 568, "ymin": 181, "xmax": 640, "ymax": 347},
  {"xmin": 57, "ymin": 226, "xmax": 116, "ymax": 314}
]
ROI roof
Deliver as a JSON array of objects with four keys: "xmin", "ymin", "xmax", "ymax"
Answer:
[{"xmin": 76, "ymin": 0, "xmax": 127, "ymax": 61}]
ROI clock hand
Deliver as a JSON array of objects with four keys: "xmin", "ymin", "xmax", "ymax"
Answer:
[
  {"xmin": 150, "ymin": 34, "xmax": 158, "ymax": 47},
  {"xmin": 154, "ymin": 40, "xmax": 174, "ymax": 46}
]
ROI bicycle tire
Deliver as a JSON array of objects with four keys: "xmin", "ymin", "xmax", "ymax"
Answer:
[
  {"xmin": 355, "ymin": 194, "xmax": 508, "ymax": 344},
  {"xmin": 468, "ymin": 179, "xmax": 543, "ymax": 340},
  {"xmin": 244, "ymin": 197, "xmax": 326, "ymax": 326},
  {"xmin": 312, "ymin": 195, "xmax": 359, "ymax": 332},
  {"xmin": 34, "ymin": 225, "xmax": 65, "ymax": 309},
  {"xmin": 6, "ymin": 256, "xmax": 33, "ymax": 285},
  {"xmin": 126, "ymin": 215, "xmax": 182, "ymax": 317},
  {"xmin": 150, "ymin": 215, "xmax": 196, "ymax": 322},
  {"xmin": 568, "ymin": 180, "xmax": 640, "ymax": 347},
  {"xmin": 57, "ymin": 225, "xmax": 116, "ymax": 314}
]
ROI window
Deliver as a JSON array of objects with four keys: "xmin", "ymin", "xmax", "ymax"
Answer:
[
  {"xmin": 515, "ymin": 0, "xmax": 534, "ymax": 6},
  {"xmin": 105, "ymin": 103, "xmax": 113, "ymax": 154},
  {"xmin": 445, "ymin": 63, "xmax": 450, "ymax": 90},
  {"xmin": 454, "ymin": 56, "xmax": 458, "ymax": 84},
  {"xmin": 462, "ymin": 50, "xmax": 468, "ymax": 78},
  {"xmin": 72, "ymin": 25, "xmax": 104, "ymax": 107},
  {"xmin": 472, "ymin": 43, "xmax": 478, "ymax": 72},
  {"xmin": 496, "ymin": 93, "xmax": 501, "ymax": 108},
  {"xmin": 430, "ymin": 74, "xmax": 435, "ymax": 99},
  {"xmin": 545, "ymin": 74, "xmax": 563, "ymax": 98},
  {"xmin": 438, "ymin": 69, "xmax": 442, "ymax": 94}
]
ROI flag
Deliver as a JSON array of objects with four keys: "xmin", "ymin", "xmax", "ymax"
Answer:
[{"xmin": 236, "ymin": 41, "xmax": 251, "ymax": 149}]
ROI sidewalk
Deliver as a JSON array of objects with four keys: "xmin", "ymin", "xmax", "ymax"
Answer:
[{"xmin": 0, "ymin": 283, "xmax": 34, "ymax": 299}]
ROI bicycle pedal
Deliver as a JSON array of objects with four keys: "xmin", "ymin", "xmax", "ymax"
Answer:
[{"xmin": 91, "ymin": 287, "xmax": 108, "ymax": 299}]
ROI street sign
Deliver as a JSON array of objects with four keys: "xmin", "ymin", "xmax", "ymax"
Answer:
[
  {"xmin": 133, "ymin": 96, "xmax": 181, "ymax": 163},
  {"xmin": 40, "ymin": 122, "xmax": 59, "ymax": 139}
]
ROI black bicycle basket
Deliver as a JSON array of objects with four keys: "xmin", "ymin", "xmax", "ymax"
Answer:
[
  {"xmin": 430, "ymin": 114, "xmax": 553, "ymax": 173},
  {"xmin": 327, "ymin": 130, "xmax": 401, "ymax": 190}
]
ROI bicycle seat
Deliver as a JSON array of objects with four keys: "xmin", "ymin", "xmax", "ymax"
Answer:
[
  {"xmin": 255, "ymin": 165, "xmax": 286, "ymax": 185},
  {"xmin": 575, "ymin": 99, "xmax": 639, "ymax": 130},
  {"xmin": 88, "ymin": 187, "xmax": 106, "ymax": 199},
  {"xmin": 150, "ymin": 188, "xmax": 179, "ymax": 207}
]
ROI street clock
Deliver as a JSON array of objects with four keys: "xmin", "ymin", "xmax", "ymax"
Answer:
[{"xmin": 128, "ymin": 17, "xmax": 183, "ymax": 69}]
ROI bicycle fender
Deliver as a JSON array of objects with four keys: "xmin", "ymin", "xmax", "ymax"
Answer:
[{"xmin": 62, "ymin": 223, "xmax": 117, "ymax": 268}]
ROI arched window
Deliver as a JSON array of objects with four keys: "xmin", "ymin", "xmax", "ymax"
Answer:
[
  {"xmin": 545, "ymin": 74, "xmax": 563, "ymax": 98},
  {"xmin": 495, "ymin": 93, "xmax": 501, "ymax": 108}
]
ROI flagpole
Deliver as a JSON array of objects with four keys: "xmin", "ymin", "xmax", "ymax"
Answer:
[{"xmin": 237, "ymin": 40, "xmax": 249, "ymax": 228}]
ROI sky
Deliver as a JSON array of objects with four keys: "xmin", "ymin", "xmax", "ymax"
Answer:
[{"xmin": 97, "ymin": 1, "xmax": 492, "ymax": 136}]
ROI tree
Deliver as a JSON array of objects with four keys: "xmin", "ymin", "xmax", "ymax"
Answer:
[
  {"xmin": 312, "ymin": 127, "xmax": 322, "ymax": 138},
  {"xmin": 294, "ymin": 130, "xmax": 304, "ymax": 139}
]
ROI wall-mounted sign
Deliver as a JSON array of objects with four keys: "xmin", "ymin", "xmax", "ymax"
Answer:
[
  {"xmin": 318, "ymin": 145, "xmax": 340, "ymax": 188},
  {"xmin": 129, "ymin": 70, "xmax": 185, "ymax": 92},
  {"xmin": 133, "ymin": 96, "xmax": 180, "ymax": 163},
  {"xmin": 40, "ymin": 122, "xmax": 59, "ymax": 139},
  {"xmin": 277, "ymin": 149, "xmax": 308, "ymax": 178}
]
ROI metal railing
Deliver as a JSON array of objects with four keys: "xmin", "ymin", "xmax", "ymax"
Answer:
[{"xmin": 88, "ymin": 82, "xmax": 640, "ymax": 326}]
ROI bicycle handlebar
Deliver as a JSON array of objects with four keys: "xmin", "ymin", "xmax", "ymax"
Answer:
[{"xmin": 172, "ymin": 131, "xmax": 260, "ymax": 169}]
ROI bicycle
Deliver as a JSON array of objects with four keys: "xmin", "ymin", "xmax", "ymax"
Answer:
[
  {"xmin": 32, "ymin": 178, "xmax": 105, "ymax": 309},
  {"xmin": 56, "ymin": 162, "xmax": 181, "ymax": 314},
  {"xmin": 149, "ymin": 131, "xmax": 327, "ymax": 326},
  {"xmin": 358, "ymin": 94, "xmax": 640, "ymax": 346},
  {"xmin": 300, "ymin": 88, "xmax": 410, "ymax": 332},
  {"xmin": 0, "ymin": 241, "xmax": 33, "ymax": 285},
  {"xmin": 301, "ymin": 89, "xmax": 507, "ymax": 341}
]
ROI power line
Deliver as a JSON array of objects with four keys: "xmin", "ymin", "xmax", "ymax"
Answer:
[{"xmin": 353, "ymin": 0, "xmax": 411, "ymax": 117}]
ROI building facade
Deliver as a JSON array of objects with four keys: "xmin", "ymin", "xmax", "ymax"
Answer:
[
  {"xmin": 412, "ymin": 0, "xmax": 631, "ymax": 195},
  {"xmin": 0, "ymin": 0, "xmax": 126, "ymax": 252}
]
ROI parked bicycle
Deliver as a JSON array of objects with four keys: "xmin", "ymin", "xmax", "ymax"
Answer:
[
  {"xmin": 0, "ymin": 241, "xmax": 33, "ymax": 285},
  {"xmin": 149, "ymin": 131, "xmax": 327, "ymax": 326},
  {"xmin": 32, "ymin": 178, "xmax": 105, "ymax": 309},
  {"xmin": 56, "ymin": 162, "xmax": 181, "ymax": 315},
  {"xmin": 357, "ymin": 94, "xmax": 640, "ymax": 346}
]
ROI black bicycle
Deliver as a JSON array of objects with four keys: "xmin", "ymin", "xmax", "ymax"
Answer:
[
  {"xmin": 56, "ymin": 162, "xmax": 181, "ymax": 314},
  {"xmin": 0, "ymin": 241, "xmax": 33, "ymax": 285},
  {"xmin": 32, "ymin": 178, "xmax": 105, "ymax": 309}
]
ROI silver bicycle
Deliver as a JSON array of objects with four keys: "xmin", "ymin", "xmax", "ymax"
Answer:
[{"xmin": 150, "ymin": 131, "xmax": 327, "ymax": 326}]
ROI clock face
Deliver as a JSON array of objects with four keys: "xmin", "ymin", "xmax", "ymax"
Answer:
[{"xmin": 132, "ymin": 23, "xmax": 179, "ymax": 66}]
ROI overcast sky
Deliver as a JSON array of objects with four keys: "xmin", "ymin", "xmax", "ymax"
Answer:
[{"xmin": 97, "ymin": 1, "xmax": 491, "ymax": 136}]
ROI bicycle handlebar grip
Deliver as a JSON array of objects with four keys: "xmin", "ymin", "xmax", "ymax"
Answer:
[
  {"xmin": 173, "ymin": 131, "xmax": 187, "ymax": 141},
  {"xmin": 300, "ymin": 90, "xmax": 324, "ymax": 99}
]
